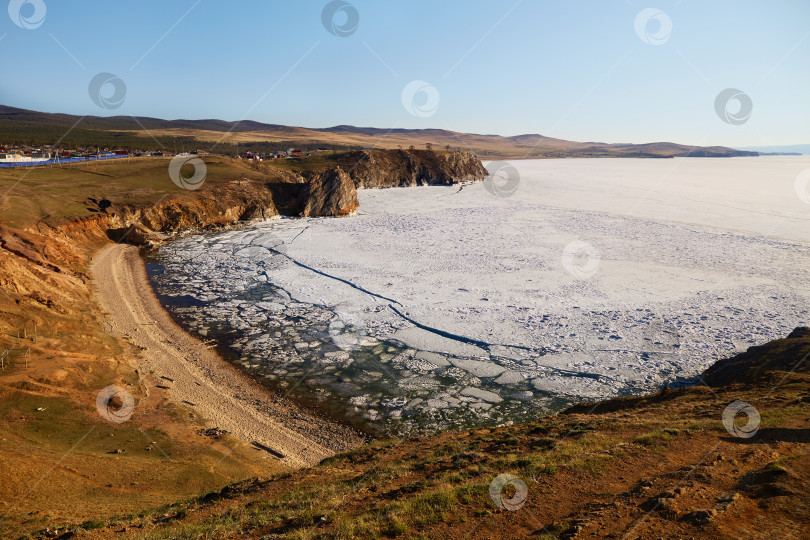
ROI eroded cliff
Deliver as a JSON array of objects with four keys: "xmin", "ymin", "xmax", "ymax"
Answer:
[
  {"xmin": 333, "ymin": 149, "xmax": 488, "ymax": 189},
  {"xmin": 105, "ymin": 150, "xmax": 486, "ymax": 243}
]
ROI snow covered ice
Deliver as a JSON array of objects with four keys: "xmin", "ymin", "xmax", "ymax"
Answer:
[{"xmin": 147, "ymin": 156, "xmax": 810, "ymax": 436}]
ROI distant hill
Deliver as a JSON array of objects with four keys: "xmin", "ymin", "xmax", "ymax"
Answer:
[
  {"xmin": 0, "ymin": 104, "xmax": 759, "ymax": 159},
  {"xmin": 735, "ymin": 144, "xmax": 808, "ymax": 155}
]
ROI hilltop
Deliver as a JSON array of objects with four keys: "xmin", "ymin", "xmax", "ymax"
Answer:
[{"xmin": 0, "ymin": 105, "xmax": 759, "ymax": 160}]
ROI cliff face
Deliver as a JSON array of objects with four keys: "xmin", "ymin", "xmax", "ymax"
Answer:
[
  {"xmin": 258, "ymin": 150, "xmax": 486, "ymax": 220},
  {"xmin": 334, "ymin": 149, "xmax": 488, "ymax": 189},
  {"xmin": 1, "ymin": 150, "xmax": 486, "ymax": 252},
  {"xmin": 101, "ymin": 180, "xmax": 280, "ymax": 245},
  {"xmin": 91, "ymin": 150, "xmax": 485, "ymax": 245},
  {"xmin": 301, "ymin": 167, "xmax": 358, "ymax": 217},
  {"xmin": 266, "ymin": 166, "xmax": 358, "ymax": 218}
]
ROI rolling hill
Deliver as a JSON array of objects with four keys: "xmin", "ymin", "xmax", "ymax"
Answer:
[{"xmin": 0, "ymin": 105, "xmax": 758, "ymax": 160}]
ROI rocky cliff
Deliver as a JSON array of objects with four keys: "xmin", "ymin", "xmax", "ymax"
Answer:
[
  {"xmin": 106, "ymin": 150, "xmax": 485, "ymax": 244},
  {"xmin": 301, "ymin": 167, "xmax": 358, "ymax": 217},
  {"xmin": 332, "ymin": 149, "xmax": 489, "ymax": 189},
  {"xmin": 267, "ymin": 149, "xmax": 487, "ymax": 217},
  {"xmin": 265, "ymin": 167, "xmax": 358, "ymax": 218},
  {"xmin": 0, "ymin": 150, "xmax": 484, "ymax": 258}
]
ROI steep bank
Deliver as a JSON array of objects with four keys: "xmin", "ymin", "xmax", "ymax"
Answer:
[{"xmin": 261, "ymin": 149, "xmax": 487, "ymax": 216}]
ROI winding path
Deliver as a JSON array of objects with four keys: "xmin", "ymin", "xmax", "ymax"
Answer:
[{"xmin": 90, "ymin": 244, "xmax": 361, "ymax": 468}]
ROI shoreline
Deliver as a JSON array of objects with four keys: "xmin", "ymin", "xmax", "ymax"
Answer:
[{"xmin": 90, "ymin": 243, "xmax": 365, "ymax": 468}]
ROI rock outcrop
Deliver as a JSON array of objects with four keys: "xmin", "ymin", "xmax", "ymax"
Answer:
[
  {"xmin": 333, "ymin": 149, "xmax": 488, "ymax": 189},
  {"xmin": 261, "ymin": 150, "xmax": 486, "ymax": 218},
  {"xmin": 701, "ymin": 327, "xmax": 810, "ymax": 386},
  {"xmin": 301, "ymin": 167, "xmax": 358, "ymax": 217},
  {"xmin": 96, "ymin": 180, "xmax": 280, "ymax": 246},
  {"xmin": 35, "ymin": 150, "xmax": 486, "ymax": 247}
]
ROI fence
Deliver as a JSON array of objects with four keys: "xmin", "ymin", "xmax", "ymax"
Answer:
[
  {"xmin": 1, "ymin": 324, "xmax": 37, "ymax": 371},
  {"xmin": 0, "ymin": 347, "xmax": 29, "ymax": 370}
]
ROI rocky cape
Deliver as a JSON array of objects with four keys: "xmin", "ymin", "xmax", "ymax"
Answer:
[
  {"xmin": 99, "ymin": 149, "xmax": 487, "ymax": 245},
  {"xmin": 0, "ymin": 150, "xmax": 487, "ymax": 315},
  {"xmin": 1, "ymin": 148, "xmax": 808, "ymax": 539}
]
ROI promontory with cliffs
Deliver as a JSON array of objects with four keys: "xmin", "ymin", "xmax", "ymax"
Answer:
[
  {"xmin": 1, "ymin": 145, "xmax": 808, "ymax": 538},
  {"xmin": 2, "ymin": 1, "xmax": 809, "ymax": 538}
]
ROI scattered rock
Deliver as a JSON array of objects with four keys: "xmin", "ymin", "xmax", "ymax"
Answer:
[
  {"xmin": 684, "ymin": 508, "xmax": 717, "ymax": 526},
  {"xmin": 197, "ymin": 427, "xmax": 230, "ymax": 440}
]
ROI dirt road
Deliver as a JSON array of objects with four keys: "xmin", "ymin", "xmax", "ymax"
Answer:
[{"xmin": 90, "ymin": 244, "xmax": 363, "ymax": 468}]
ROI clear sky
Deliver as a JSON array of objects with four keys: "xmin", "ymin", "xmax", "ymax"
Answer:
[{"xmin": 2, "ymin": 0, "xmax": 808, "ymax": 147}]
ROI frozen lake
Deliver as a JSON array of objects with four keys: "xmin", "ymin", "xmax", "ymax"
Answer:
[{"xmin": 148, "ymin": 156, "xmax": 810, "ymax": 436}]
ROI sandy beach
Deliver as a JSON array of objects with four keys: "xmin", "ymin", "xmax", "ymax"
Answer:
[{"xmin": 90, "ymin": 244, "xmax": 364, "ymax": 468}]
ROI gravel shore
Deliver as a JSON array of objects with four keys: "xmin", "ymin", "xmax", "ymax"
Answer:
[{"xmin": 90, "ymin": 244, "xmax": 365, "ymax": 468}]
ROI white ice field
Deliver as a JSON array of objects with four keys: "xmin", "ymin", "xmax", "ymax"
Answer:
[{"xmin": 149, "ymin": 156, "xmax": 810, "ymax": 435}]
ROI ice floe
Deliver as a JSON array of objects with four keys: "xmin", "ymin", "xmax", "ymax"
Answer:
[{"xmin": 146, "ymin": 157, "xmax": 810, "ymax": 436}]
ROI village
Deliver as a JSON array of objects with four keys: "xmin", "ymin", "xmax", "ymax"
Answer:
[{"xmin": 0, "ymin": 144, "xmax": 317, "ymax": 167}]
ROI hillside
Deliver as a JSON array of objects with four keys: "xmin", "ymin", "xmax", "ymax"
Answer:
[
  {"xmin": 0, "ymin": 105, "xmax": 759, "ymax": 160},
  {"xmin": 0, "ymin": 151, "xmax": 485, "ymax": 537},
  {"xmin": 15, "ymin": 331, "xmax": 810, "ymax": 539},
  {"xmin": 0, "ymin": 155, "xmax": 807, "ymax": 539}
]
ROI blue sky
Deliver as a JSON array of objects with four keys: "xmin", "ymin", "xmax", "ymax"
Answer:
[{"xmin": 1, "ymin": 0, "xmax": 808, "ymax": 146}]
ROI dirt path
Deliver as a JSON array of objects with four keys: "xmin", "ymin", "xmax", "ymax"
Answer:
[{"xmin": 90, "ymin": 244, "xmax": 363, "ymax": 468}]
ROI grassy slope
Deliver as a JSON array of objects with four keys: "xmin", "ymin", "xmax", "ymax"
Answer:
[
  {"xmin": 0, "ymin": 156, "xmax": 324, "ymax": 538},
  {"xmin": 0, "ymin": 156, "xmax": 280, "ymax": 229},
  {"xmin": 0, "ymin": 301, "xmax": 290, "ymax": 538},
  {"xmin": 0, "ymin": 156, "xmax": 807, "ymax": 539},
  {"xmin": 60, "ymin": 336, "xmax": 810, "ymax": 539}
]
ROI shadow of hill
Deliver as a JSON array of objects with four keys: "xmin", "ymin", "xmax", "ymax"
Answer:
[
  {"xmin": 720, "ymin": 427, "xmax": 810, "ymax": 444},
  {"xmin": 702, "ymin": 327, "xmax": 810, "ymax": 387}
]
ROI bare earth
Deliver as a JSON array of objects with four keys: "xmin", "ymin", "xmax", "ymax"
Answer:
[{"xmin": 90, "ymin": 244, "xmax": 363, "ymax": 468}]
